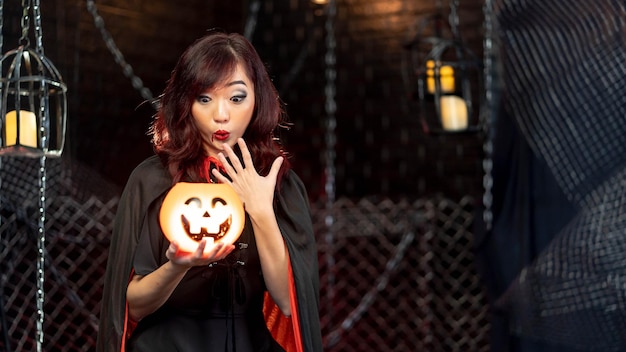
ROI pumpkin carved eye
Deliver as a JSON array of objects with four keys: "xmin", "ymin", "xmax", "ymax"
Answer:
[{"xmin": 160, "ymin": 183, "xmax": 245, "ymax": 253}]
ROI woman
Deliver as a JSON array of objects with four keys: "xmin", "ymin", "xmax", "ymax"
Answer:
[{"xmin": 96, "ymin": 32, "xmax": 322, "ymax": 352}]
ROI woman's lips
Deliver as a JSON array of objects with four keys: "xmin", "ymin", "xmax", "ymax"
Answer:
[{"xmin": 214, "ymin": 130, "xmax": 230, "ymax": 141}]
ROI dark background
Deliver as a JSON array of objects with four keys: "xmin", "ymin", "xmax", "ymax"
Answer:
[
  {"xmin": 1, "ymin": 0, "xmax": 485, "ymax": 202},
  {"xmin": 5, "ymin": 2, "xmax": 624, "ymax": 352}
]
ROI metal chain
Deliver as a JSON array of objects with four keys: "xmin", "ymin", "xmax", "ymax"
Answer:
[
  {"xmin": 32, "ymin": 0, "xmax": 42, "ymax": 55},
  {"xmin": 322, "ymin": 2, "xmax": 416, "ymax": 345},
  {"xmin": 33, "ymin": 0, "xmax": 48, "ymax": 151},
  {"xmin": 449, "ymin": 0, "xmax": 460, "ymax": 39},
  {"xmin": 279, "ymin": 34, "xmax": 317, "ymax": 95},
  {"xmin": 19, "ymin": 0, "xmax": 30, "ymax": 46},
  {"xmin": 481, "ymin": 0, "xmax": 495, "ymax": 231},
  {"xmin": 36, "ymin": 156, "xmax": 46, "ymax": 352},
  {"xmin": 324, "ymin": 1, "xmax": 337, "ymax": 211},
  {"xmin": 0, "ymin": 158, "xmax": 9, "ymax": 352},
  {"xmin": 0, "ymin": 0, "xmax": 4, "ymax": 54},
  {"xmin": 33, "ymin": 1, "xmax": 46, "ymax": 350},
  {"xmin": 243, "ymin": 0, "xmax": 260, "ymax": 41},
  {"xmin": 323, "ymin": 0, "xmax": 337, "ymax": 335},
  {"xmin": 85, "ymin": 0, "xmax": 154, "ymax": 103}
]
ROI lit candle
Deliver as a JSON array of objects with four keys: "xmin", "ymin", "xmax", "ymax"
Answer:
[
  {"xmin": 5, "ymin": 110, "xmax": 38, "ymax": 147},
  {"xmin": 440, "ymin": 95, "xmax": 468, "ymax": 131},
  {"xmin": 426, "ymin": 60, "xmax": 455, "ymax": 94}
]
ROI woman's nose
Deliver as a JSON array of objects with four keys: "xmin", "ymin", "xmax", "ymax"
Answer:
[{"xmin": 214, "ymin": 100, "xmax": 229, "ymax": 122}]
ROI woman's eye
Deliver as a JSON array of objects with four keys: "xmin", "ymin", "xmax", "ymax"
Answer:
[
  {"xmin": 197, "ymin": 95, "xmax": 211, "ymax": 104},
  {"xmin": 231, "ymin": 94, "xmax": 247, "ymax": 103}
]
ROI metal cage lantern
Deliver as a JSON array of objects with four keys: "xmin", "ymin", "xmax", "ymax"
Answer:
[
  {"xmin": 404, "ymin": 0, "xmax": 483, "ymax": 135},
  {"xmin": 0, "ymin": 45, "xmax": 67, "ymax": 157},
  {"xmin": 416, "ymin": 39, "xmax": 482, "ymax": 134}
]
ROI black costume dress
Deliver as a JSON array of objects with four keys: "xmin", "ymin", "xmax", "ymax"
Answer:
[{"xmin": 96, "ymin": 155, "xmax": 323, "ymax": 352}]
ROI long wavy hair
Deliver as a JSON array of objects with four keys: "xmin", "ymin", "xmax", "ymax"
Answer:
[{"xmin": 150, "ymin": 31, "xmax": 291, "ymax": 185}]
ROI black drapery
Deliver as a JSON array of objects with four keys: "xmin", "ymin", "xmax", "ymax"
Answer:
[
  {"xmin": 476, "ymin": 106, "xmax": 579, "ymax": 352},
  {"xmin": 476, "ymin": 0, "xmax": 626, "ymax": 351}
]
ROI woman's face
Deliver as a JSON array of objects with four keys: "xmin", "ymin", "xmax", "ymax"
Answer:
[{"xmin": 191, "ymin": 63, "xmax": 255, "ymax": 158}]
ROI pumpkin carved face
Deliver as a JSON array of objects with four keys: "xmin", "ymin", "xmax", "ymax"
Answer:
[{"xmin": 159, "ymin": 182, "xmax": 245, "ymax": 253}]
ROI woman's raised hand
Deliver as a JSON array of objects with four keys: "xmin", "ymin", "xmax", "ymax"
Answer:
[{"xmin": 212, "ymin": 138, "xmax": 283, "ymax": 216}]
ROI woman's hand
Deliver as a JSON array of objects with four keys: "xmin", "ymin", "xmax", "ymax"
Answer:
[
  {"xmin": 128, "ymin": 238, "xmax": 235, "ymax": 321},
  {"xmin": 212, "ymin": 138, "xmax": 283, "ymax": 216},
  {"xmin": 166, "ymin": 239, "xmax": 235, "ymax": 269},
  {"xmin": 212, "ymin": 138, "xmax": 292, "ymax": 315}
]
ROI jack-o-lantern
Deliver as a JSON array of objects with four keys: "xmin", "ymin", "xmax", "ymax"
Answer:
[{"xmin": 159, "ymin": 182, "xmax": 245, "ymax": 253}]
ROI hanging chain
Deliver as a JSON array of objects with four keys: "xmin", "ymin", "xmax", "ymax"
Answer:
[
  {"xmin": 449, "ymin": 0, "xmax": 460, "ymax": 39},
  {"xmin": 33, "ymin": 0, "xmax": 48, "ymax": 150},
  {"xmin": 481, "ymin": 0, "xmax": 495, "ymax": 231},
  {"xmin": 32, "ymin": 0, "xmax": 43, "ymax": 55},
  {"xmin": 0, "ymin": 0, "xmax": 4, "ymax": 54},
  {"xmin": 33, "ymin": 1, "xmax": 46, "ymax": 350},
  {"xmin": 324, "ymin": 1, "xmax": 337, "ymax": 210},
  {"xmin": 19, "ymin": 0, "xmax": 30, "ymax": 46},
  {"xmin": 243, "ymin": 0, "xmax": 260, "ymax": 41},
  {"xmin": 323, "ymin": 0, "xmax": 337, "ymax": 335},
  {"xmin": 85, "ymin": 0, "xmax": 154, "ymax": 103},
  {"xmin": 35, "ymin": 156, "xmax": 46, "ymax": 352}
]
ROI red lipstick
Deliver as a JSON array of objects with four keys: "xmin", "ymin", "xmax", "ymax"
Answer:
[{"xmin": 214, "ymin": 130, "xmax": 230, "ymax": 141}]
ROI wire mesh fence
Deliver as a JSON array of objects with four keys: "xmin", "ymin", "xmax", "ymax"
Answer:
[
  {"xmin": 315, "ymin": 196, "xmax": 489, "ymax": 351},
  {"xmin": 0, "ymin": 156, "xmax": 489, "ymax": 351}
]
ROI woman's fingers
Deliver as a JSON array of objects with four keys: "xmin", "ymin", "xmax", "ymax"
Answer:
[
  {"xmin": 167, "ymin": 239, "xmax": 234, "ymax": 266},
  {"xmin": 199, "ymin": 240, "xmax": 235, "ymax": 261},
  {"xmin": 236, "ymin": 138, "xmax": 254, "ymax": 169},
  {"xmin": 218, "ymin": 146, "xmax": 236, "ymax": 172},
  {"xmin": 215, "ymin": 243, "xmax": 235, "ymax": 259},
  {"xmin": 194, "ymin": 238, "xmax": 207, "ymax": 256},
  {"xmin": 268, "ymin": 156, "xmax": 284, "ymax": 180},
  {"xmin": 217, "ymin": 138, "xmax": 254, "ymax": 173},
  {"xmin": 219, "ymin": 142, "xmax": 242, "ymax": 171}
]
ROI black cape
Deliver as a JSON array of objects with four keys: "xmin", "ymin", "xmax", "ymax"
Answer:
[{"xmin": 96, "ymin": 155, "xmax": 323, "ymax": 352}]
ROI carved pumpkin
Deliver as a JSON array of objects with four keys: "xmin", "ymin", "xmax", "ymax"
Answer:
[{"xmin": 159, "ymin": 182, "xmax": 245, "ymax": 253}]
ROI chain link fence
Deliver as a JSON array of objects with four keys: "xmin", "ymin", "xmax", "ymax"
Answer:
[{"xmin": 0, "ymin": 156, "xmax": 489, "ymax": 351}]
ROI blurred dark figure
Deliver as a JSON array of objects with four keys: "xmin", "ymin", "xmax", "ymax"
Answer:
[{"xmin": 476, "ymin": 0, "xmax": 626, "ymax": 351}]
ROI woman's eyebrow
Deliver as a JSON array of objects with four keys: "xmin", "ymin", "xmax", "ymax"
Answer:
[{"xmin": 226, "ymin": 80, "xmax": 247, "ymax": 87}]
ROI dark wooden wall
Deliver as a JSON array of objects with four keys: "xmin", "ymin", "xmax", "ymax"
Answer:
[{"xmin": 1, "ymin": 0, "xmax": 485, "ymax": 202}]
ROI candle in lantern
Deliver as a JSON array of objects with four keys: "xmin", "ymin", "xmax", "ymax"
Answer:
[
  {"xmin": 426, "ymin": 60, "xmax": 455, "ymax": 94},
  {"xmin": 5, "ymin": 110, "xmax": 38, "ymax": 147},
  {"xmin": 440, "ymin": 95, "xmax": 468, "ymax": 131}
]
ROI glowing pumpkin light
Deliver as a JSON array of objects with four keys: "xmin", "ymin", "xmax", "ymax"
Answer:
[{"xmin": 159, "ymin": 182, "xmax": 245, "ymax": 254}]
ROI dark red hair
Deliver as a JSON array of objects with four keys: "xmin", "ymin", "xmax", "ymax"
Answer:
[{"xmin": 150, "ymin": 31, "xmax": 291, "ymax": 184}]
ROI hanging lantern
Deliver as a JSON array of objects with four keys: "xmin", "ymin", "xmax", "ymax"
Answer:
[
  {"xmin": 0, "ymin": 1, "xmax": 66, "ymax": 350},
  {"xmin": 0, "ymin": 3, "xmax": 67, "ymax": 157},
  {"xmin": 404, "ymin": 0, "xmax": 483, "ymax": 134},
  {"xmin": 416, "ymin": 39, "xmax": 482, "ymax": 134},
  {"xmin": 159, "ymin": 183, "xmax": 246, "ymax": 254}
]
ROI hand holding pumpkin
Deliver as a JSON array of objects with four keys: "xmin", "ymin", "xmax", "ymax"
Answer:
[{"xmin": 166, "ymin": 239, "xmax": 234, "ymax": 268}]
